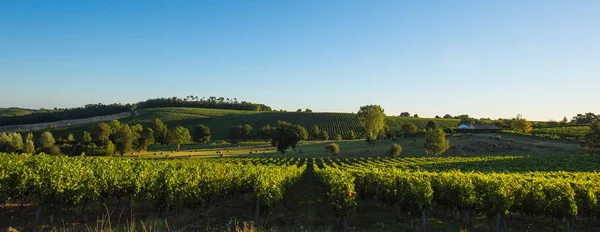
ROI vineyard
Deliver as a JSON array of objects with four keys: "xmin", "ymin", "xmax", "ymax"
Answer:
[
  {"xmin": 315, "ymin": 154, "xmax": 600, "ymax": 231},
  {"xmin": 0, "ymin": 108, "xmax": 35, "ymax": 117},
  {"xmin": 46, "ymin": 107, "xmax": 460, "ymax": 141},
  {"xmin": 502, "ymin": 126, "xmax": 590, "ymax": 140},
  {"xmin": 0, "ymin": 153, "xmax": 305, "ymax": 230},
  {"xmin": 2, "ymin": 152, "xmax": 600, "ymax": 231}
]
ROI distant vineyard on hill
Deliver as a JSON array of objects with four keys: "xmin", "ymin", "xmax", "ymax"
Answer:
[
  {"xmin": 0, "ymin": 108, "xmax": 35, "ymax": 117},
  {"xmin": 44, "ymin": 107, "xmax": 460, "ymax": 140}
]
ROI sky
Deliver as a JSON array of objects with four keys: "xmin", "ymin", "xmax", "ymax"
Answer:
[{"xmin": 1, "ymin": 0, "xmax": 599, "ymax": 121}]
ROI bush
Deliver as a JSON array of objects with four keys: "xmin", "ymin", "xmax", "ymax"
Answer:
[
  {"xmin": 388, "ymin": 143, "xmax": 402, "ymax": 157},
  {"xmin": 325, "ymin": 143, "xmax": 340, "ymax": 156},
  {"xmin": 47, "ymin": 145, "xmax": 61, "ymax": 155},
  {"xmin": 335, "ymin": 134, "xmax": 342, "ymax": 141}
]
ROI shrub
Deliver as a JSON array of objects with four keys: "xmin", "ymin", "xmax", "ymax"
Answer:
[
  {"xmin": 335, "ymin": 134, "xmax": 342, "ymax": 141},
  {"xmin": 388, "ymin": 143, "xmax": 402, "ymax": 157},
  {"xmin": 325, "ymin": 143, "xmax": 340, "ymax": 156}
]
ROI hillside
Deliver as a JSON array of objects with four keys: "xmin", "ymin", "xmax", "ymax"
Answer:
[
  {"xmin": 43, "ymin": 107, "xmax": 460, "ymax": 140},
  {"xmin": 0, "ymin": 111, "xmax": 133, "ymax": 133},
  {"xmin": 0, "ymin": 107, "xmax": 35, "ymax": 117}
]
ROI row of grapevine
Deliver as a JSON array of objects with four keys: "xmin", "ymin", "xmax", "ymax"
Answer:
[
  {"xmin": 501, "ymin": 126, "xmax": 590, "ymax": 140},
  {"xmin": 0, "ymin": 153, "xmax": 306, "ymax": 220},
  {"xmin": 315, "ymin": 156, "xmax": 600, "ymax": 230}
]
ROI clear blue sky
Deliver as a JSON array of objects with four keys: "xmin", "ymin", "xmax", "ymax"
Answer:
[{"xmin": 1, "ymin": 1, "xmax": 599, "ymax": 121}]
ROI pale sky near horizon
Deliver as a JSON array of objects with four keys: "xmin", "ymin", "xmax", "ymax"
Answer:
[{"xmin": 1, "ymin": 1, "xmax": 599, "ymax": 121}]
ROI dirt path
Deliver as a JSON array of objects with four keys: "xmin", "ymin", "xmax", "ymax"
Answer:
[{"xmin": 268, "ymin": 161, "xmax": 335, "ymax": 231}]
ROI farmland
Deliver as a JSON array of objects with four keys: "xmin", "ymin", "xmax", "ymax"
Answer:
[
  {"xmin": 502, "ymin": 126, "xmax": 591, "ymax": 140},
  {"xmin": 0, "ymin": 127, "xmax": 593, "ymax": 231},
  {"xmin": 41, "ymin": 107, "xmax": 460, "ymax": 141},
  {"xmin": 2, "ymin": 149, "xmax": 599, "ymax": 231},
  {"xmin": 0, "ymin": 108, "xmax": 35, "ymax": 117},
  {"xmin": 1, "ymin": 107, "xmax": 598, "ymax": 231}
]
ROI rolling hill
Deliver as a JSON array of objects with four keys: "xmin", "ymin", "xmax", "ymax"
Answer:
[
  {"xmin": 39, "ymin": 107, "xmax": 460, "ymax": 140},
  {"xmin": 0, "ymin": 107, "xmax": 35, "ymax": 117}
]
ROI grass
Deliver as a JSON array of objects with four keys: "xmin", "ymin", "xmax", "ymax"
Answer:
[
  {"xmin": 0, "ymin": 107, "xmax": 35, "ymax": 117},
  {"xmin": 125, "ymin": 132, "xmax": 584, "ymax": 159},
  {"xmin": 42, "ymin": 107, "xmax": 461, "ymax": 141}
]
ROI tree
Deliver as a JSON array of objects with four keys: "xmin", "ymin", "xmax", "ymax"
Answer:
[
  {"xmin": 443, "ymin": 114, "xmax": 453, "ymax": 119},
  {"xmin": 228, "ymin": 124, "xmax": 253, "ymax": 143},
  {"xmin": 113, "ymin": 124, "xmax": 135, "ymax": 156},
  {"xmin": 425, "ymin": 120, "xmax": 439, "ymax": 130},
  {"xmin": 82, "ymin": 131, "xmax": 92, "ymax": 144},
  {"xmin": 413, "ymin": 114, "xmax": 419, "ymax": 118},
  {"xmin": 357, "ymin": 105, "xmax": 386, "ymax": 146},
  {"xmin": 109, "ymin": 120, "xmax": 122, "ymax": 136},
  {"xmin": 0, "ymin": 133, "xmax": 6, "ymax": 151},
  {"xmin": 168, "ymin": 126, "xmax": 191, "ymax": 152},
  {"xmin": 435, "ymin": 115, "xmax": 441, "ymax": 119},
  {"xmin": 322, "ymin": 131, "xmax": 329, "ymax": 141},
  {"xmin": 38, "ymin": 131, "xmax": 56, "ymax": 149},
  {"xmin": 4, "ymin": 133, "xmax": 24, "ymax": 153},
  {"xmin": 379, "ymin": 124, "xmax": 392, "ymax": 139},
  {"xmin": 193, "ymin": 125, "xmax": 211, "ymax": 144},
  {"xmin": 400, "ymin": 112, "xmax": 410, "ymax": 117},
  {"xmin": 38, "ymin": 131, "xmax": 60, "ymax": 155},
  {"xmin": 259, "ymin": 124, "xmax": 275, "ymax": 142},
  {"xmin": 511, "ymin": 119, "xmax": 533, "ymax": 133},
  {"xmin": 401, "ymin": 123, "xmax": 418, "ymax": 136},
  {"xmin": 388, "ymin": 143, "xmax": 402, "ymax": 157},
  {"xmin": 67, "ymin": 133, "xmax": 75, "ymax": 142},
  {"xmin": 0, "ymin": 133, "xmax": 8, "ymax": 152},
  {"xmin": 424, "ymin": 127, "xmax": 450, "ymax": 156},
  {"xmin": 129, "ymin": 124, "xmax": 144, "ymax": 151},
  {"xmin": 335, "ymin": 134, "xmax": 342, "ymax": 141},
  {"xmin": 572, "ymin": 112, "xmax": 598, "ymax": 124},
  {"xmin": 349, "ymin": 130, "xmax": 357, "ymax": 140},
  {"xmin": 103, "ymin": 141, "xmax": 116, "ymax": 156},
  {"xmin": 23, "ymin": 139, "xmax": 35, "ymax": 154},
  {"xmin": 305, "ymin": 108, "xmax": 313, "ymax": 113},
  {"xmin": 151, "ymin": 118, "xmax": 168, "ymax": 144},
  {"xmin": 561, "ymin": 116, "xmax": 569, "ymax": 125},
  {"xmin": 270, "ymin": 121, "xmax": 307, "ymax": 155},
  {"xmin": 365, "ymin": 136, "xmax": 376, "ymax": 146},
  {"xmin": 310, "ymin": 125, "xmax": 320, "ymax": 140},
  {"xmin": 297, "ymin": 109, "xmax": 302, "ymax": 112},
  {"xmin": 324, "ymin": 143, "xmax": 340, "ymax": 156},
  {"xmin": 139, "ymin": 127, "xmax": 155, "ymax": 150},
  {"xmin": 580, "ymin": 121, "xmax": 600, "ymax": 154},
  {"xmin": 95, "ymin": 123, "xmax": 112, "ymax": 145},
  {"xmin": 294, "ymin": 125, "xmax": 309, "ymax": 144},
  {"xmin": 459, "ymin": 117, "xmax": 475, "ymax": 125}
]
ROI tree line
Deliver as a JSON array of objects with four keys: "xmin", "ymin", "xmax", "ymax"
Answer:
[
  {"xmin": 404, "ymin": 112, "xmax": 600, "ymax": 128},
  {"xmin": 0, "ymin": 96, "xmax": 272, "ymax": 126},
  {"xmin": 0, "ymin": 118, "xmax": 204, "ymax": 156}
]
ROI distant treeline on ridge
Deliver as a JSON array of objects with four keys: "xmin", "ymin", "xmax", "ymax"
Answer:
[{"xmin": 0, "ymin": 96, "xmax": 272, "ymax": 126}]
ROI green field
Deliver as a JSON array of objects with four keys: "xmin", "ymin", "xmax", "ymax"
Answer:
[
  {"xmin": 0, "ymin": 107, "xmax": 34, "ymax": 117},
  {"xmin": 43, "ymin": 107, "xmax": 460, "ymax": 141},
  {"xmin": 127, "ymin": 132, "xmax": 583, "ymax": 159}
]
